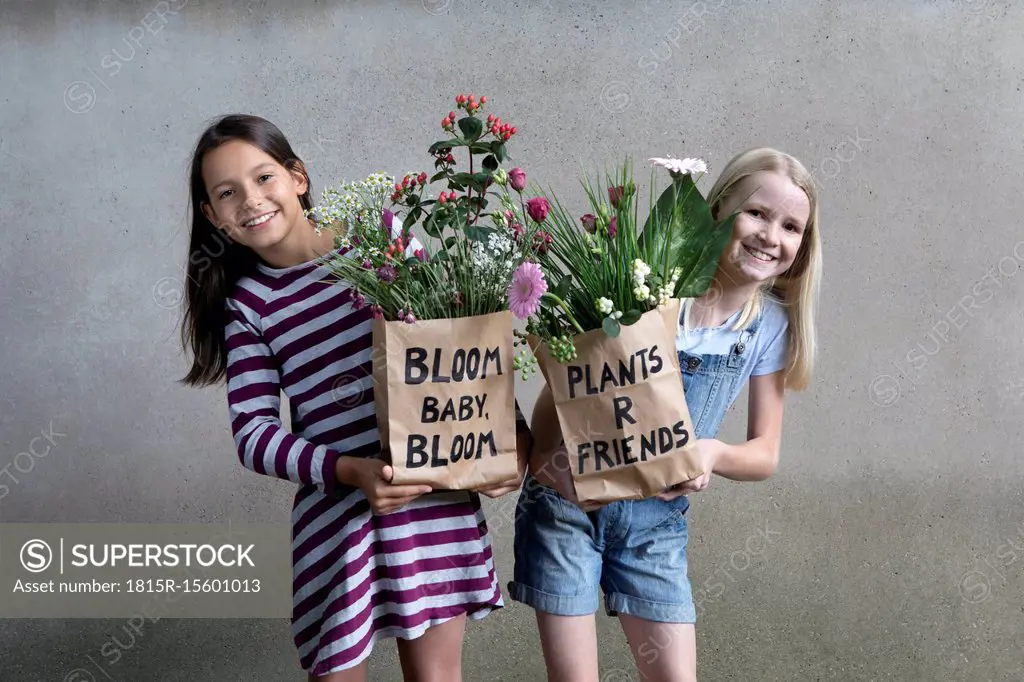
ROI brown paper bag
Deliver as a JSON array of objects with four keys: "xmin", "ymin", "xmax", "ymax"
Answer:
[
  {"xmin": 530, "ymin": 299, "xmax": 704, "ymax": 506},
  {"xmin": 371, "ymin": 310, "xmax": 520, "ymax": 489}
]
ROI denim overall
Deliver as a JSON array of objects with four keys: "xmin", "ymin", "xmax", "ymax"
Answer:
[
  {"xmin": 508, "ymin": 306, "xmax": 766, "ymax": 623},
  {"xmin": 677, "ymin": 305, "xmax": 764, "ymax": 440}
]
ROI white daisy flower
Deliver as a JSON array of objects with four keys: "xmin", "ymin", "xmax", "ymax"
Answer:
[{"xmin": 648, "ymin": 156, "xmax": 708, "ymax": 176}]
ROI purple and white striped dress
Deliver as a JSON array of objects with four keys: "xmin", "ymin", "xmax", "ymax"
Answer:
[{"xmin": 223, "ymin": 246, "xmax": 504, "ymax": 676}]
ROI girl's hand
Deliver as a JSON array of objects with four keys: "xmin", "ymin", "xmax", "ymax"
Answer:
[
  {"xmin": 346, "ymin": 457, "xmax": 433, "ymax": 515},
  {"xmin": 474, "ymin": 432, "xmax": 529, "ymax": 498},
  {"xmin": 656, "ymin": 438, "xmax": 722, "ymax": 501}
]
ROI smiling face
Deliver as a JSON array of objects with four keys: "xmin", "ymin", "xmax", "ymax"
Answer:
[
  {"xmin": 200, "ymin": 139, "xmax": 309, "ymax": 252},
  {"xmin": 715, "ymin": 170, "xmax": 810, "ymax": 286}
]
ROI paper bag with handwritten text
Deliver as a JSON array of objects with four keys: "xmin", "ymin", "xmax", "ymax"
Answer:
[
  {"xmin": 532, "ymin": 299, "xmax": 703, "ymax": 506},
  {"xmin": 371, "ymin": 310, "xmax": 519, "ymax": 489}
]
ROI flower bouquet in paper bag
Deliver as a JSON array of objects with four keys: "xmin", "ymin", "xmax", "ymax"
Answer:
[
  {"xmin": 511, "ymin": 156, "xmax": 736, "ymax": 506},
  {"xmin": 308, "ymin": 93, "xmax": 545, "ymax": 491}
]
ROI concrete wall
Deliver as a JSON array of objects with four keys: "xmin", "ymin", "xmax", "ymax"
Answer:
[{"xmin": 2, "ymin": 0, "xmax": 1022, "ymax": 679}]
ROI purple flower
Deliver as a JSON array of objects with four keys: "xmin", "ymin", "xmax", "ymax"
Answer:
[
  {"xmin": 532, "ymin": 230, "xmax": 553, "ymax": 254},
  {"xmin": 377, "ymin": 264, "xmax": 397, "ymax": 283},
  {"xmin": 508, "ymin": 167, "xmax": 527, "ymax": 192},
  {"xmin": 507, "ymin": 261, "xmax": 548, "ymax": 319},
  {"xmin": 362, "ymin": 258, "xmax": 373, "ymax": 269},
  {"xmin": 526, "ymin": 197, "xmax": 549, "ymax": 223},
  {"xmin": 608, "ymin": 216, "xmax": 618, "ymax": 238},
  {"xmin": 608, "ymin": 185, "xmax": 625, "ymax": 208},
  {"xmin": 414, "ymin": 248, "xmax": 428, "ymax": 261},
  {"xmin": 580, "ymin": 213, "xmax": 597, "ymax": 233},
  {"xmin": 382, "ymin": 208, "xmax": 395, "ymax": 230}
]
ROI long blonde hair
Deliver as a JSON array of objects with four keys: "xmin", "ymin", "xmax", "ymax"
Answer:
[{"xmin": 685, "ymin": 147, "xmax": 821, "ymax": 391}]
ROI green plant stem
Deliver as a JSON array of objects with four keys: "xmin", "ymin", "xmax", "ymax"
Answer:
[
  {"xmin": 466, "ymin": 150, "xmax": 474, "ymax": 229},
  {"xmin": 541, "ymin": 292, "xmax": 585, "ymax": 334}
]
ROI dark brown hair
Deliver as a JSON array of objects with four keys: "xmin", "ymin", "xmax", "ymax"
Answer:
[{"xmin": 179, "ymin": 114, "xmax": 313, "ymax": 387}]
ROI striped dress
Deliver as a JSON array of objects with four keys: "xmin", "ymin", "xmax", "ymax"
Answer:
[{"xmin": 223, "ymin": 246, "xmax": 504, "ymax": 676}]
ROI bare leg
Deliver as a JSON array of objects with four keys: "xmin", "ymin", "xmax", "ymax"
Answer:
[
  {"xmin": 536, "ymin": 611, "xmax": 600, "ymax": 682},
  {"xmin": 307, "ymin": 657, "xmax": 369, "ymax": 682},
  {"xmin": 618, "ymin": 614, "xmax": 697, "ymax": 682},
  {"xmin": 396, "ymin": 613, "xmax": 468, "ymax": 682}
]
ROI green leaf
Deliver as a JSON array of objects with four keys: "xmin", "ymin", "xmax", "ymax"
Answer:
[
  {"xmin": 457, "ymin": 117, "xmax": 483, "ymax": 142},
  {"xmin": 444, "ymin": 235, "xmax": 459, "ymax": 249},
  {"xmin": 434, "ymin": 250, "xmax": 450, "ymax": 262},
  {"xmin": 619, "ymin": 309, "xmax": 642, "ymax": 325},
  {"xmin": 639, "ymin": 173, "xmax": 733, "ymax": 298},
  {"xmin": 469, "ymin": 142, "xmax": 493, "ymax": 154},
  {"xmin": 602, "ymin": 317, "xmax": 621, "ymax": 337},
  {"xmin": 429, "ymin": 171, "xmax": 448, "ymax": 183},
  {"xmin": 423, "ymin": 212, "xmax": 445, "ymax": 239},
  {"xmin": 675, "ymin": 212, "xmax": 736, "ymax": 297},
  {"xmin": 553, "ymin": 275, "xmax": 572, "ymax": 300},
  {"xmin": 428, "ymin": 139, "xmax": 467, "ymax": 154},
  {"xmin": 491, "ymin": 141, "xmax": 507, "ymax": 163},
  {"xmin": 482, "ymin": 155, "xmax": 499, "ymax": 172},
  {"xmin": 465, "ymin": 226, "xmax": 496, "ymax": 243},
  {"xmin": 468, "ymin": 196, "xmax": 488, "ymax": 211},
  {"xmin": 406, "ymin": 194, "xmax": 420, "ymax": 206},
  {"xmin": 402, "ymin": 210, "xmax": 418, "ymax": 230},
  {"xmin": 450, "ymin": 172, "xmax": 491, "ymax": 192}
]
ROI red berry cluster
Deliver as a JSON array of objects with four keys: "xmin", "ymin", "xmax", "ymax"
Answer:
[
  {"xmin": 443, "ymin": 93, "xmax": 487, "ymax": 130},
  {"xmin": 455, "ymin": 92, "xmax": 486, "ymax": 114},
  {"xmin": 441, "ymin": 111, "xmax": 458, "ymax": 132},
  {"xmin": 486, "ymin": 114, "xmax": 516, "ymax": 142},
  {"xmin": 431, "ymin": 145, "xmax": 456, "ymax": 169},
  {"xmin": 384, "ymin": 235, "xmax": 407, "ymax": 260},
  {"xmin": 391, "ymin": 172, "xmax": 429, "ymax": 203},
  {"xmin": 437, "ymin": 191, "xmax": 459, "ymax": 205}
]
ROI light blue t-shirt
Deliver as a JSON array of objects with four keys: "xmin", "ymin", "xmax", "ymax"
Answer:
[{"xmin": 674, "ymin": 296, "xmax": 790, "ymax": 377}]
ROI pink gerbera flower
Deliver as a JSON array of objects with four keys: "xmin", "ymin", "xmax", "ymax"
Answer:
[{"xmin": 508, "ymin": 261, "xmax": 547, "ymax": 319}]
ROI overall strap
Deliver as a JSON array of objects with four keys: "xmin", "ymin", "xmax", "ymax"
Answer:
[{"xmin": 726, "ymin": 302, "xmax": 765, "ymax": 368}]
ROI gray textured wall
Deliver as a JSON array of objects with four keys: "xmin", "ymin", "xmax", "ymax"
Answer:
[{"xmin": 2, "ymin": 0, "xmax": 1023, "ymax": 680}]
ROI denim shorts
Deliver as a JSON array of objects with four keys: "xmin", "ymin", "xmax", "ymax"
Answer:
[{"xmin": 507, "ymin": 474, "xmax": 695, "ymax": 623}]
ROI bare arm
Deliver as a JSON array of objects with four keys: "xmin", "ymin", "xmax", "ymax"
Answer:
[{"xmin": 712, "ymin": 370, "xmax": 786, "ymax": 482}]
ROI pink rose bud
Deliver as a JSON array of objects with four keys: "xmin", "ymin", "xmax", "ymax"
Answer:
[
  {"xmin": 580, "ymin": 213, "xmax": 597, "ymax": 232},
  {"xmin": 382, "ymin": 208, "xmax": 395, "ymax": 229},
  {"xmin": 608, "ymin": 216, "xmax": 618, "ymax": 238},
  {"xmin": 526, "ymin": 197, "xmax": 550, "ymax": 223},
  {"xmin": 508, "ymin": 167, "xmax": 527, "ymax": 192}
]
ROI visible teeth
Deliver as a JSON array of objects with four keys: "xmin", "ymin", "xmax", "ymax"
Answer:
[
  {"xmin": 744, "ymin": 245, "xmax": 774, "ymax": 262},
  {"xmin": 244, "ymin": 212, "xmax": 275, "ymax": 227}
]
